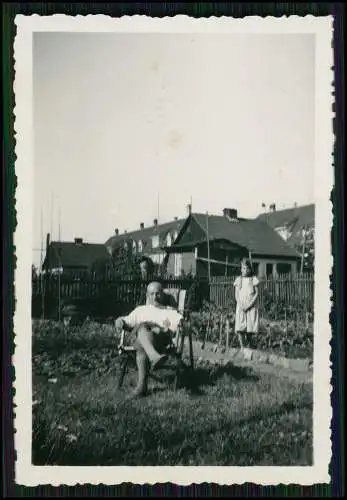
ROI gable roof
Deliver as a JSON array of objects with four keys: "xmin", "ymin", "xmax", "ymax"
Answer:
[
  {"xmin": 44, "ymin": 241, "xmax": 110, "ymax": 269},
  {"xmin": 256, "ymin": 204, "xmax": 315, "ymax": 245},
  {"xmin": 173, "ymin": 213, "xmax": 300, "ymax": 258},
  {"xmin": 105, "ymin": 218, "xmax": 185, "ymax": 253}
]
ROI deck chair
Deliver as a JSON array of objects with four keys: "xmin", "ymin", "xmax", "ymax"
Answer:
[{"xmin": 116, "ymin": 288, "xmax": 194, "ymax": 390}]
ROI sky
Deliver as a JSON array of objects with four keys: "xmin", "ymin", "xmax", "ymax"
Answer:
[{"xmin": 33, "ymin": 32, "xmax": 315, "ymax": 267}]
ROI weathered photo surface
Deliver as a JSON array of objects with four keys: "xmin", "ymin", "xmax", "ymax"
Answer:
[{"xmin": 13, "ymin": 15, "xmax": 333, "ymax": 486}]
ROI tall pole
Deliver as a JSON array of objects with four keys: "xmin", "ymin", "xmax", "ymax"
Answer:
[
  {"xmin": 58, "ymin": 206, "xmax": 62, "ymax": 242},
  {"xmin": 50, "ymin": 193, "xmax": 55, "ymax": 240},
  {"xmin": 206, "ymin": 212, "xmax": 211, "ymax": 283},
  {"xmin": 157, "ymin": 192, "xmax": 160, "ymax": 223},
  {"xmin": 40, "ymin": 207, "xmax": 44, "ymax": 319},
  {"xmin": 300, "ymin": 225, "xmax": 307, "ymax": 274}
]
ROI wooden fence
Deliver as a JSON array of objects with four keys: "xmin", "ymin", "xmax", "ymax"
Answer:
[
  {"xmin": 32, "ymin": 273, "xmax": 314, "ymax": 321},
  {"xmin": 210, "ymin": 274, "xmax": 314, "ymax": 318}
]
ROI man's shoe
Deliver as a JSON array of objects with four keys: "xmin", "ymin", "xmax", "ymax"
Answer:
[
  {"xmin": 126, "ymin": 387, "xmax": 147, "ymax": 400},
  {"xmin": 150, "ymin": 354, "xmax": 168, "ymax": 372}
]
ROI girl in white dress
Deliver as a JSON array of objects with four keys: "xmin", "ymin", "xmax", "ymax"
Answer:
[{"xmin": 234, "ymin": 258, "xmax": 259, "ymax": 349}]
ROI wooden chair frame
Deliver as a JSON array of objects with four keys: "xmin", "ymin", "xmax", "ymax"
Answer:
[{"xmin": 116, "ymin": 288, "xmax": 194, "ymax": 390}]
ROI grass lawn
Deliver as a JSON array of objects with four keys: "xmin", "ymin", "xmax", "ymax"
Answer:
[
  {"xmin": 32, "ymin": 320, "xmax": 313, "ymax": 466},
  {"xmin": 32, "ymin": 365, "xmax": 312, "ymax": 466}
]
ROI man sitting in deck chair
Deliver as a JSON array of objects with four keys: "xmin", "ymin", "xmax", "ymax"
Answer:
[{"xmin": 115, "ymin": 282, "xmax": 183, "ymax": 399}]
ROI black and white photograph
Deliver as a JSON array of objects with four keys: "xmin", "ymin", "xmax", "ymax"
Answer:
[{"xmin": 13, "ymin": 15, "xmax": 333, "ymax": 486}]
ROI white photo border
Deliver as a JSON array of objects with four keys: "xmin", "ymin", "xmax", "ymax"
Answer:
[{"xmin": 13, "ymin": 14, "xmax": 334, "ymax": 486}]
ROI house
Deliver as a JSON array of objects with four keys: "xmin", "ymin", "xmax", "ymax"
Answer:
[
  {"xmin": 163, "ymin": 208, "xmax": 301, "ymax": 278},
  {"xmin": 104, "ymin": 217, "xmax": 185, "ymax": 269},
  {"xmin": 257, "ymin": 203, "xmax": 315, "ymax": 271},
  {"xmin": 42, "ymin": 236, "xmax": 111, "ymax": 275},
  {"xmin": 256, "ymin": 203, "xmax": 315, "ymax": 247}
]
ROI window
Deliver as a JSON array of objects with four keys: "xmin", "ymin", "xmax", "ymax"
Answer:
[
  {"xmin": 138, "ymin": 240, "xmax": 143, "ymax": 252},
  {"xmin": 166, "ymin": 233, "xmax": 172, "ymax": 247},
  {"xmin": 275, "ymin": 226, "xmax": 291, "ymax": 241},
  {"xmin": 252, "ymin": 262, "xmax": 259, "ymax": 276},
  {"xmin": 266, "ymin": 263, "xmax": 273, "ymax": 276},
  {"xmin": 277, "ymin": 263, "xmax": 292, "ymax": 275},
  {"xmin": 152, "ymin": 235, "xmax": 160, "ymax": 248},
  {"xmin": 132, "ymin": 240, "xmax": 137, "ymax": 254},
  {"xmin": 174, "ymin": 253, "xmax": 183, "ymax": 277}
]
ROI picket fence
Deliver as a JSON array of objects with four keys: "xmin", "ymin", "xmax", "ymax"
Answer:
[
  {"xmin": 209, "ymin": 274, "xmax": 314, "ymax": 313},
  {"xmin": 32, "ymin": 273, "xmax": 314, "ymax": 321}
]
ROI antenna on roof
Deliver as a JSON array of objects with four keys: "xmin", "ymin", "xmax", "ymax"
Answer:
[
  {"xmin": 58, "ymin": 206, "xmax": 62, "ymax": 242},
  {"xmin": 40, "ymin": 206, "xmax": 44, "ymax": 273},
  {"xmin": 206, "ymin": 212, "xmax": 211, "ymax": 283},
  {"xmin": 50, "ymin": 192, "xmax": 55, "ymax": 241},
  {"xmin": 157, "ymin": 192, "xmax": 160, "ymax": 224}
]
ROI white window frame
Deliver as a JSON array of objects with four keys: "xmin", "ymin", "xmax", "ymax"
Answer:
[
  {"xmin": 152, "ymin": 235, "xmax": 160, "ymax": 248},
  {"xmin": 166, "ymin": 233, "xmax": 172, "ymax": 247},
  {"xmin": 174, "ymin": 253, "xmax": 183, "ymax": 277},
  {"xmin": 138, "ymin": 240, "xmax": 143, "ymax": 252},
  {"xmin": 275, "ymin": 225, "xmax": 291, "ymax": 241}
]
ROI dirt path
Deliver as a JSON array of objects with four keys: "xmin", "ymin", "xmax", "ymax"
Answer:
[
  {"xmin": 184, "ymin": 340, "xmax": 313, "ymax": 384},
  {"xmin": 231, "ymin": 358, "xmax": 313, "ymax": 383}
]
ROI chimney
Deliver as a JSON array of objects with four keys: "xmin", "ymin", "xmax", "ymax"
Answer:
[
  {"xmin": 115, "ymin": 228, "xmax": 119, "ymax": 236},
  {"xmin": 140, "ymin": 222, "xmax": 144, "ymax": 230},
  {"xmin": 153, "ymin": 218, "xmax": 158, "ymax": 226},
  {"xmin": 223, "ymin": 208, "xmax": 238, "ymax": 220},
  {"xmin": 174, "ymin": 216, "xmax": 178, "ymax": 221},
  {"xmin": 74, "ymin": 237, "xmax": 83, "ymax": 244},
  {"xmin": 187, "ymin": 204, "xmax": 192, "ymax": 216}
]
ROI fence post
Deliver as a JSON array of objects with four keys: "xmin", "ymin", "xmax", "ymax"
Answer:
[
  {"xmin": 225, "ymin": 318, "xmax": 230, "ymax": 350},
  {"xmin": 219, "ymin": 313, "xmax": 223, "ymax": 346},
  {"xmin": 305, "ymin": 311, "xmax": 309, "ymax": 330}
]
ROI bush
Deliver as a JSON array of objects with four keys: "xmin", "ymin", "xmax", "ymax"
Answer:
[
  {"xmin": 187, "ymin": 303, "xmax": 313, "ymax": 359},
  {"xmin": 32, "ymin": 319, "xmax": 120, "ymax": 378}
]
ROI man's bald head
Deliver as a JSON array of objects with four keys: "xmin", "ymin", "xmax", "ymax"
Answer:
[{"xmin": 146, "ymin": 282, "xmax": 163, "ymax": 306}]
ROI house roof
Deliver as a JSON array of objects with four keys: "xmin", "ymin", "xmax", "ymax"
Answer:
[
  {"xmin": 256, "ymin": 204, "xmax": 315, "ymax": 245},
  {"xmin": 45, "ymin": 241, "xmax": 110, "ymax": 269},
  {"xmin": 105, "ymin": 218, "xmax": 185, "ymax": 254},
  {"xmin": 178, "ymin": 213, "xmax": 300, "ymax": 258}
]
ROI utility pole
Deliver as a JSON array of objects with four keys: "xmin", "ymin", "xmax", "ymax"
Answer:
[
  {"xmin": 300, "ymin": 225, "xmax": 307, "ymax": 274},
  {"xmin": 157, "ymin": 192, "xmax": 160, "ymax": 224},
  {"xmin": 206, "ymin": 212, "xmax": 211, "ymax": 283},
  {"xmin": 58, "ymin": 206, "xmax": 62, "ymax": 242}
]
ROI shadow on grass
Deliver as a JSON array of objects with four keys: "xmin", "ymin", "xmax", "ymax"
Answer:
[{"xmin": 145, "ymin": 362, "xmax": 259, "ymax": 397}]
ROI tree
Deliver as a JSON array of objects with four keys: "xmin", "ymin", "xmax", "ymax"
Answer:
[
  {"xmin": 109, "ymin": 241, "xmax": 156, "ymax": 278},
  {"xmin": 32, "ymin": 264, "xmax": 38, "ymax": 279},
  {"xmin": 295, "ymin": 226, "xmax": 315, "ymax": 273}
]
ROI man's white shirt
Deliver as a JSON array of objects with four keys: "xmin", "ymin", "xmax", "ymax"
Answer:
[{"xmin": 121, "ymin": 304, "xmax": 182, "ymax": 332}]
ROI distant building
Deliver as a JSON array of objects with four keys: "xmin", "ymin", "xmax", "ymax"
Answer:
[
  {"xmin": 256, "ymin": 203, "xmax": 315, "ymax": 247},
  {"xmin": 163, "ymin": 208, "xmax": 301, "ymax": 278},
  {"xmin": 105, "ymin": 217, "xmax": 185, "ymax": 269},
  {"xmin": 42, "ymin": 236, "xmax": 111, "ymax": 275}
]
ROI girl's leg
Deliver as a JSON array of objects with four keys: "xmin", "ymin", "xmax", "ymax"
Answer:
[
  {"xmin": 246, "ymin": 332, "xmax": 253, "ymax": 349},
  {"xmin": 237, "ymin": 331, "xmax": 244, "ymax": 349}
]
